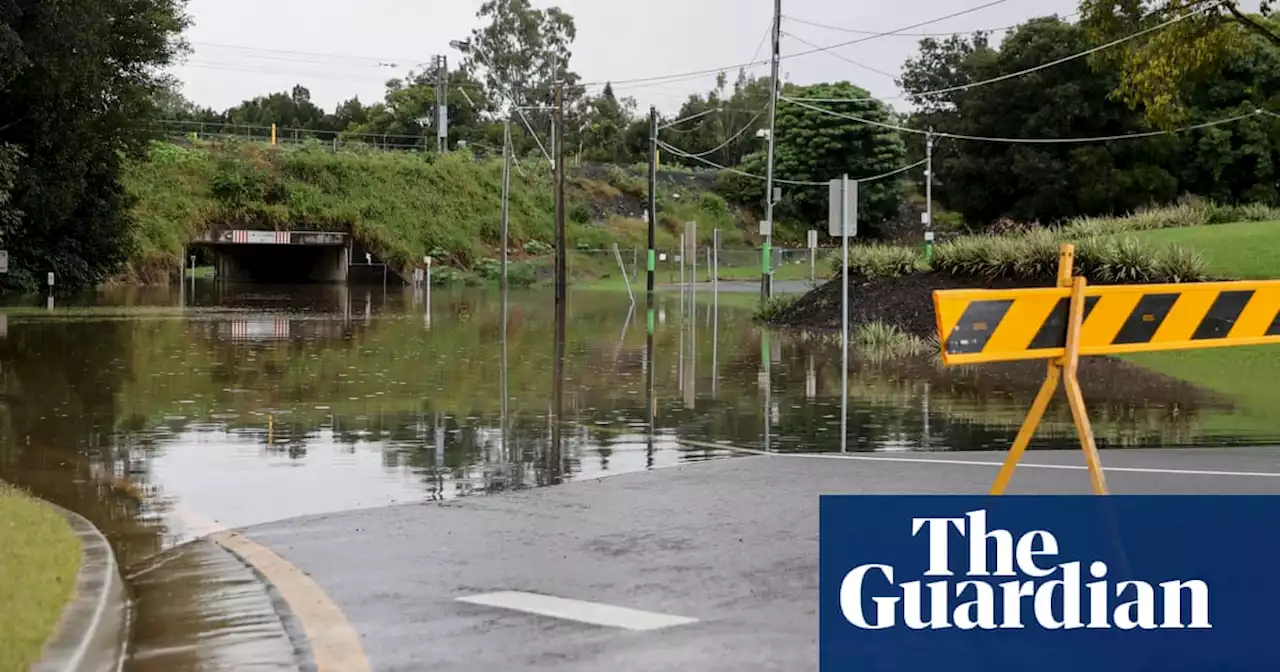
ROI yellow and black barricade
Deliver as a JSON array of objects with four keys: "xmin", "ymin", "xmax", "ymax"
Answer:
[{"xmin": 932, "ymin": 244, "xmax": 1280, "ymax": 495}]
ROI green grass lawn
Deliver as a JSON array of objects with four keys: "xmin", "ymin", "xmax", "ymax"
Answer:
[
  {"xmin": 1131, "ymin": 219, "xmax": 1280, "ymax": 279},
  {"xmin": 1122, "ymin": 220, "xmax": 1280, "ymax": 432},
  {"xmin": 0, "ymin": 483, "xmax": 81, "ymax": 672}
]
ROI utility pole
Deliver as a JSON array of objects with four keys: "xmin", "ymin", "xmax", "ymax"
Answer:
[
  {"xmin": 500, "ymin": 115, "xmax": 512, "ymax": 295},
  {"xmin": 925, "ymin": 129, "xmax": 935, "ymax": 263},
  {"xmin": 554, "ymin": 80, "xmax": 567, "ymax": 307},
  {"xmin": 762, "ymin": 0, "xmax": 782, "ymax": 301},
  {"xmin": 435, "ymin": 55, "xmax": 449, "ymax": 153},
  {"xmin": 647, "ymin": 106, "xmax": 658, "ymax": 297}
]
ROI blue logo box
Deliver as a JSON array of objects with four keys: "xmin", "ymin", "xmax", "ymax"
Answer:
[{"xmin": 819, "ymin": 495, "xmax": 1280, "ymax": 671}]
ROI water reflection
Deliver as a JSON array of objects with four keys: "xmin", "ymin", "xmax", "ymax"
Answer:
[{"xmin": 0, "ymin": 282, "xmax": 1269, "ymax": 564}]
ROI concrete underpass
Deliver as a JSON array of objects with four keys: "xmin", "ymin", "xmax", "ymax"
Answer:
[
  {"xmin": 188, "ymin": 230, "xmax": 397, "ymax": 285},
  {"xmin": 210, "ymin": 243, "xmax": 349, "ymax": 283}
]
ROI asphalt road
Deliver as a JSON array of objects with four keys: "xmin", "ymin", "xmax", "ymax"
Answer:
[{"xmin": 239, "ymin": 448, "xmax": 1280, "ymax": 672}]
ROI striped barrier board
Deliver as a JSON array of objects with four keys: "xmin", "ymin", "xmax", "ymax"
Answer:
[
  {"xmin": 933, "ymin": 280, "xmax": 1280, "ymax": 366},
  {"xmin": 932, "ymin": 243, "xmax": 1280, "ymax": 497},
  {"xmin": 226, "ymin": 318, "xmax": 291, "ymax": 341},
  {"xmin": 231, "ymin": 230, "xmax": 292, "ymax": 245}
]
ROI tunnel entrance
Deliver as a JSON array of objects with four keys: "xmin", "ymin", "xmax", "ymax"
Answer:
[
  {"xmin": 210, "ymin": 243, "xmax": 349, "ymax": 283},
  {"xmin": 187, "ymin": 230, "xmax": 374, "ymax": 285}
]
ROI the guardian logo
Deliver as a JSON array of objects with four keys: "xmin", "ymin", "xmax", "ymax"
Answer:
[{"xmin": 840, "ymin": 510, "xmax": 1211, "ymax": 631}]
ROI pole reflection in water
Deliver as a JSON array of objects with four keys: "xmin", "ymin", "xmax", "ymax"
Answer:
[
  {"xmin": 712, "ymin": 280, "xmax": 718, "ymax": 399},
  {"xmin": 761, "ymin": 329, "xmax": 771, "ymax": 453},
  {"xmin": 645, "ymin": 292, "xmax": 656, "ymax": 469},
  {"xmin": 549, "ymin": 287, "xmax": 567, "ymax": 485},
  {"xmin": 500, "ymin": 263, "xmax": 509, "ymax": 466}
]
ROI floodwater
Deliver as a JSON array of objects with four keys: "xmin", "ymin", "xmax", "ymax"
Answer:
[{"xmin": 0, "ymin": 280, "xmax": 1272, "ymax": 668}]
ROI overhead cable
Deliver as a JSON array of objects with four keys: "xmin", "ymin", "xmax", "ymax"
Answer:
[
  {"xmin": 669, "ymin": 107, "xmax": 770, "ymax": 157},
  {"xmin": 781, "ymin": 96, "xmax": 1266, "ymax": 143},
  {"xmin": 657, "ymin": 140, "xmax": 926, "ymax": 184},
  {"xmin": 578, "ymin": 0, "xmax": 1015, "ymax": 88},
  {"xmin": 781, "ymin": 31, "xmax": 900, "ymax": 79},
  {"xmin": 787, "ymin": 1, "xmax": 1224, "ymax": 104},
  {"xmin": 783, "ymin": 11, "xmax": 1081, "ymax": 37}
]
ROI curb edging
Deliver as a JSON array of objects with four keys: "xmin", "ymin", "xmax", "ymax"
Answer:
[{"xmin": 31, "ymin": 504, "xmax": 129, "ymax": 672}]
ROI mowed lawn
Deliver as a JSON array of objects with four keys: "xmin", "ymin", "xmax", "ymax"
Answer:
[
  {"xmin": 1124, "ymin": 220, "xmax": 1280, "ymax": 432},
  {"xmin": 1131, "ymin": 219, "xmax": 1280, "ymax": 279},
  {"xmin": 0, "ymin": 484, "xmax": 81, "ymax": 672}
]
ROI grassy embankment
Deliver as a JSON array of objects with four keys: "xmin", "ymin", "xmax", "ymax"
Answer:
[
  {"xmin": 120, "ymin": 140, "xmax": 755, "ymax": 286},
  {"xmin": 0, "ymin": 483, "xmax": 81, "ymax": 672}
]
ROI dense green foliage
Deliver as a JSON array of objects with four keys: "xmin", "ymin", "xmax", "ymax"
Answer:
[
  {"xmin": 717, "ymin": 82, "xmax": 908, "ymax": 240},
  {"xmin": 901, "ymin": 15, "xmax": 1280, "ymax": 226},
  {"xmin": 1081, "ymin": 1, "xmax": 1280, "ymax": 128},
  {"xmin": 0, "ymin": 0, "xmax": 187, "ymax": 291}
]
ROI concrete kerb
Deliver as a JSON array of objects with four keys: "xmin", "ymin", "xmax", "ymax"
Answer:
[{"xmin": 32, "ymin": 504, "xmax": 129, "ymax": 672}]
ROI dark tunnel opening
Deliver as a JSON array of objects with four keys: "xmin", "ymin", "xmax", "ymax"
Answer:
[{"xmin": 209, "ymin": 244, "xmax": 348, "ymax": 283}]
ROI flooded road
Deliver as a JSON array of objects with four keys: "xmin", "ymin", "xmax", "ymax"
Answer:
[{"xmin": 0, "ymin": 280, "xmax": 1273, "ymax": 668}]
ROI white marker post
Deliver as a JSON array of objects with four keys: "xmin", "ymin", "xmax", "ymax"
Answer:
[
  {"xmin": 829, "ymin": 176, "xmax": 857, "ymax": 453},
  {"xmin": 807, "ymin": 230, "xmax": 818, "ymax": 284}
]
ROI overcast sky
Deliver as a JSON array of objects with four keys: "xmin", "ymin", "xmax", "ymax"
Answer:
[{"xmin": 170, "ymin": 0, "xmax": 1086, "ymax": 115}]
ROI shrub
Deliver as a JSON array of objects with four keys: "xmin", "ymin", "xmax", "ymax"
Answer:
[
  {"xmin": 1154, "ymin": 244, "xmax": 1209, "ymax": 283},
  {"xmin": 832, "ymin": 244, "xmax": 923, "ymax": 279},
  {"xmin": 1013, "ymin": 228, "xmax": 1060, "ymax": 282},
  {"xmin": 851, "ymin": 321, "xmax": 930, "ymax": 359},
  {"xmin": 698, "ymin": 192, "xmax": 728, "ymax": 216},
  {"xmin": 569, "ymin": 203, "xmax": 591, "ymax": 224},
  {"xmin": 1100, "ymin": 236, "xmax": 1158, "ymax": 283},
  {"xmin": 754, "ymin": 295, "xmax": 798, "ymax": 322},
  {"xmin": 524, "ymin": 239, "xmax": 553, "ymax": 255}
]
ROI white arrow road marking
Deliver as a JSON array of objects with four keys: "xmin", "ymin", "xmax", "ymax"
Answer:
[{"xmin": 456, "ymin": 591, "xmax": 699, "ymax": 631}]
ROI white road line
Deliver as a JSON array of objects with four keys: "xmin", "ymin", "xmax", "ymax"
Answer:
[
  {"xmin": 456, "ymin": 591, "xmax": 699, "ymax": 631},
  {"xmin": 678, "ymin": 440, "xmax": 1280, "ymax": 478}
]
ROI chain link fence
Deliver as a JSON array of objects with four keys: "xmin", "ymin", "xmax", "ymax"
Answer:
[{"xmin": 564, "ymin": 246, "xmax": 833, "ymax": 286}]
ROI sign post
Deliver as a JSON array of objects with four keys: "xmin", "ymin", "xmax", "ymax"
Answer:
[{"xmin": 829, "ymin": 177, "xmax": 856, "ymax": 453}]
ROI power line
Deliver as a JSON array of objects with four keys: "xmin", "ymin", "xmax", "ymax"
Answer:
[
  {"xmin": 783, "ymin": 11, "xmax": 1081, "ymax": 37},
  {"xmin": 189, "ymin": 41, "xmax": 435, "ymax": 68},
  {"xmin": 657, "ymin": 139, "xmax": 925, "ymax": 184},
  {"xmin": 787, "ymin": 1, "xmax": 1223, "ymax": 104},
  {"xmin": 781, "ymin": 96, "xmax": 1266, "ymax": 144},
  {"xmin": 669, "ymin": 107, "xmax": 769, "ymax": 158},
  {"xmin": 781, "ymin": 31, "xmax": 899, "ymax": 79},
  {"xmin": 579, "ymin": 0, "xmax": 1015, "ymax": 88}
]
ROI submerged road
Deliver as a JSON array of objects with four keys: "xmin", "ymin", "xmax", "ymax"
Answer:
[{"xmin": 211, "ymin": 447, "xmax": 1280, "ymax": 671}]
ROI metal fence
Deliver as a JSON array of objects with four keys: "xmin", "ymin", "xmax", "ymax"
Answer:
[{"xmin": 564, "ymin": 246, "xmax": 834, "ymax": 286}]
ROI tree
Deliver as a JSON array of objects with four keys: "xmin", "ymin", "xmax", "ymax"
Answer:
[
  {"xmin": 663, "ymin": 69, "xmax": 771, "ymax": 169},
  {"xmin": 0, "ymin": 144, "xmax": 19, "ymax": 231},
  {"xmin": 457, "ymin": 0, "xmax": 578, "ymax": 109},
  {"xmin": 902, "ymin": 17, "xmax": 1183, "ymax": 225},
  {"xmin": 574, "ymin": 83, "xmax": 639, "ymax": 164},
  {"xmin": 0, "ymin": 0, "xmax": 189, "ymax": 291},
  {"xmin": 1081, "ymin": 1, "xmax": 1280, "ymax": 128},
  {"xmin": 899, "ymin": 15, "xmax": 1280, "ymax": 225},
  {"xmin": 347, "ymin": 65, "xmax": 495, "ymax": 151},
  {"xmin": 766, "ymin": 81, "xmax": 907, "ymax": 238}
]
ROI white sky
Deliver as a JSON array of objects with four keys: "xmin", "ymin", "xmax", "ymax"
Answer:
[{"xmin": 170, "ymin": 0, "xmax": 1083, "ymax": 115}]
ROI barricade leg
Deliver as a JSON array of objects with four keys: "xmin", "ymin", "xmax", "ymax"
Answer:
[
  {"xmin": 1063, "ymin": 275, "xmax": 1108, "ymax": 495},
  {"xmin": 990, "ymin": 363, "xmax": 1060, "ymax": 495}
]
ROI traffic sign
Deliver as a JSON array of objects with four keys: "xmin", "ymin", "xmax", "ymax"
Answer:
[{"xmin": 828, "ymin": 179, "xmax": 856, "ymax": 237}]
